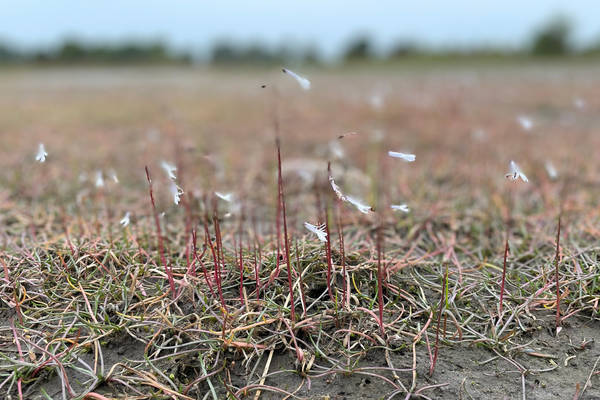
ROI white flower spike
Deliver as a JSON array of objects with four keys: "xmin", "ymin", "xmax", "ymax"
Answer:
[
  {"xmin": 391, "ymin": 204, "xmax": 410, "ymax": 213},
  {"xmin": 170, "ymin": 182, "xmax": 184, "ymax": 205},
  {"xmin": 282, "ymin": 68, "xmax": 311, "ymax": 91},
  {"xmin": 95, "ymin": 170, "xmax": 105, "ymax": 188},
  {"xmin": 304, "ymin": 222, "xmax": 327, "ymax": 242},
  {"xmin": 505, "ymin": 160, "xmax": 528, "ymax": 183},
  {"xmin": 545, "ymin": 161, "xmax": 558, "ymax": 180},
  {"xmin": 120, "ymin": 212, "xmax": 131, "ymax": 227},
  {"xmin": 215, "ymin": 192, "xmax": 233, "ymax": 202},
  {"xmin": 35, "ymin": 143, "xmax": 48, "ymax": 163},
  {"xmin": 346, "ymin": 196, "xmax": 373, "ymax": 214},
  {"xmin": 160, "ymin": 161, "xmax": 177, "ymax": 181},
  {"xmin": 388, "ymin": 151, "xmax": 416, "ymax": 162}
]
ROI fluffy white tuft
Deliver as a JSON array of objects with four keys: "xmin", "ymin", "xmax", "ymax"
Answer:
[
  {"xmin": 304, "ymin": 222, "xmax": 327, "ymax": 242},
  {"xmin": 282, "ymin": 68, "xmax": 311, "ymax": 90},
  {"xmin": 388, "ymin": 151, "xmax": 416, "ymax": 162}
]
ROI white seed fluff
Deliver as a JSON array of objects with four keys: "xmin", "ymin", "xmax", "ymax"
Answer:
[
  {"xmin": 95, "ymin": 170, "xmax": 105, "ymax": 188},
  {"xmin": 346, "ymin": 196, "xmax": 373, "ymax": 214},
  {"xmin": 170, "ymin": 182, "xmax": 184, "ymax": 205},
  {"xmin": 391, "ymin": 204, "xmax": 410, "ymax": 213},
  {"xmin": 304, "ymin": 222, "xmax": 327, "ymax": 242},
  {"xmin": 545, "ymin": 161, "xmax": 558, "ymax": 180},
  {"xmin": 120, "ymin": 212, "xmax": 131, "ymax": 227},
  {"xmin": 517, "ymin": 115, "xmax": 533, "ymax": 131},
  {"xmin": 282, "ymin": 68, "xmax": 311, "ymax": 90},
  {"xmin": 160, "ymin": 161, "xmax": 177, "ymax": 180},
  {"xmin": 35, "ymin": 143, "xmax": 48, "ymax": 163},
  {"xmin": 388, "ymin": 151, "xmax": 416, "ymax": 162},
  {"xmin": 215, "ymin": 192, "xmax": 233, "ymax": 202},
  {"xmin": 505, "ymin": 160, "xmax": 528, "ymax": 183}
]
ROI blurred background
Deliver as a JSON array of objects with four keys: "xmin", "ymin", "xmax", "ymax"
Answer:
[
  {"xmin": 1, "ymin": 0, "xmax": 599, "ymax": 213},
  {"xmin": 1, "ymin": 1, "xmax": 600, "ymax": 67}
]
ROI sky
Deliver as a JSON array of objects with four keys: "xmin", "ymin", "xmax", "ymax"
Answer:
[{"xmin": 1, "ymin": 1, "xmax": 599, "ymax": 59}]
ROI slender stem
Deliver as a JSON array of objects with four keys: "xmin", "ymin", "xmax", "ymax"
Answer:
[
  {"xmin": 324, "ymin": 206, "xmax": 334, "ymax": 301},
  {"xmin": 144, "ymin": 166, "xmax": 176, "ymax": 299},
  {"xmin": 376, "ymin": 221, "xmax": 385, "ymax": 337},
  {"xmin": 555, "ymin": 214, "xmax": 562, "ymax": 330},
  {"xmin": 336, "ymin": 200, "xmax": 347, "ymax": 308},
  {"xmin": 499, "ymin": 234, "xmax": 509, "ymax": 316},
  {"xmin": 430, "ymin": 264, "xmax": 448, "ymax": 376},
  {"xmin": 238, "ymin": 207, "xmax": 245, "ymax": 306},
  {"xmin": 277, "ymin": 138, "xmax": 295, "ymax": 322},
  {"xmin": 295, "ymin": 240, "xmax": 307, "ymax": 317},
  {"xmin": 213, "ymin": 212, "xmax": 227, "ymax": 312}
]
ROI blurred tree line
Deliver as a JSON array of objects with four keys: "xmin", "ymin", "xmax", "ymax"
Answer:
[
  {"xmin": 0, "ymin": 39, "xmax": 191, "ymax": 64},
  {"xmin": 1, "ymin": 15, "xmax": 600, "ymax": 65}
]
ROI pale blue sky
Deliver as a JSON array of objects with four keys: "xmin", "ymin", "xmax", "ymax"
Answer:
[{"xmin": 1, "ymin": 1, "xmax": 599, "ymax": 58}]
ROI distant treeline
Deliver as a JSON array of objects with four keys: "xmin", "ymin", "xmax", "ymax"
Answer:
[
  {"xmin": 2, "ymin": 16, "xmax": 600, "ymax": 65},
  {"xmin": 0, "ymin": 40, "xmax": 190, "ymax": 64}
]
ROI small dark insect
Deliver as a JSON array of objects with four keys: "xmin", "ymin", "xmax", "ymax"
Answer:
[
  {"xmin": 261, "ymin": 84, "xmax": 267, "ymax": 88},
  {"xmin": 338, "ymin": 131, "xmax": 359, "ymax": 140}
]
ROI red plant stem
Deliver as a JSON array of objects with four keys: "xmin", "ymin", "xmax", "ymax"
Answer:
[
  {"xmin": 499, "ymin": 234, "xmax": 509, "ymax": 316},
  {"xmin": 202, "ymin": 218, "xmax": 222, "ymax": 300},
  {"xmin": 254, "ymin": 247, "xmax": 260, "ymax": 302},
  {"xmin": 191, "ymin": 229, "xmax": 215, "ymax": 297},
  {"xmin": 555, "ymin": 214, "xmax": 562, "ymax": 329},
  {"xmin": 376, "ymin": 221, "xmax": 385, "ymax": 337},
  {"xmin": 210, "ymin": 213, "xmax": 227, "ymax": 312},
  {"xmin": 144, "ymin": 166, "xmax": 176, "ymax": 299},
  {"xmin": 336, "ymin": 201, "xmax": 347, "ymax": 308},
  {"xmin": 295, "ymin": 240, "xmax": 307, "ymax": 317},
  {"xmin": 238, "ymin": 209, "xmax": 245, "ymax": 306},
  {"xmin": 183, "ymin": 192, "xmax": 194, "ymax": 276},
  {"xmin": 186, "ymin": 229, "xmax": 199, "ymax": 276},
  {"xmin": 324, "ymin": 206, "xmax": 334, "ymax": 301},
  {"xmin": 274, "ymin": 165, "xmax": 283, "ymax": 282},
  {"xmin": 251, "ymin": 213, "xmax": 262, "ymax": 302},
  {"xmin": 214, "ymin": 212, "xmax": 226, "ymax": 280},
  {"xmin": 430, "ymin": 265, "xmax": 448, "ymax": 376},
  {"xmin": 277, "ymin": 138, "xmax": 295, "ymax": 322}
]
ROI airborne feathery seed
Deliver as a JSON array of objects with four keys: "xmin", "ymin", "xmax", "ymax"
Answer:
[
  {"xmin": 35, "ymin": 143, "xmax": 48, "ymax": 163},
  {"xmin": 329, "ymin": 174, "xmax": 373, "ymax": 213},
  {"xmin": 391, "ymin": 204, "xmax": 410, "ymax": 213},
  {"xmin": 170, "ymin": 182, "xmax": 184, "ymax": 205},
  {"xmin": 160, "ymin": 161, "xmax": 177, "ymax": 180},
  {"xmin": 329, "ymin": 175, "xmax": 347, "ymax": 202},
  {"xmin": 282, "ymin": 68, "xmax": 311, "ymax": 90},
  {"xmin": 517, "ymin": 115, "xmax": 533, "ymax": 131},
  {"xmin": 505, "ymin": 160, "xmax": 528, "ymax": 183},
  {"xmin": 95, "ymin": 170, "xmax": 105, "ymax": 188},
  {"xmin": 346, "ymin": 195, "xmax": 373, "ymax": 214},
  {"xmin": 304, "ymin": 222, "xmax": 327, "ymax": 242},
  {"xmin": 545, "ymin": 161, "xmax": 558, "ymax": 180},
  {"xmin": 109, "ymin": 169, "xmax": 119, "ymax": 183},
  {"xmin": 120, "ymin": 212, "xmax": 131, "ymax": 227},
  {"xmin": 215, "ymin": 192, "xmax": 233, "ymax": 202},
  {"xmin": 388, "ymin": 151, "xmax": 416, "ymax": 162}
]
